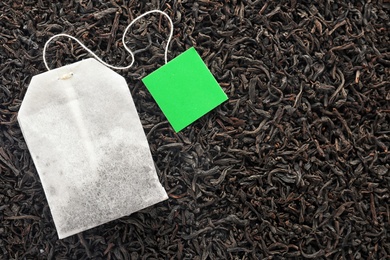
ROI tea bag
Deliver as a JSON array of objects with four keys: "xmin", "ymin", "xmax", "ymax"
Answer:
[
  {"xmin": 18, "ymin": 58, "xmax": 168, "ymax": 239},
  {"xmin": 142, "ymin": 47, "xmax": 228, "ymax": 132}
]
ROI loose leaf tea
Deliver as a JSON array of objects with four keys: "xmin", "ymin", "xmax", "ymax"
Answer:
[
  {"xmin": 17, "ymin": 58, "xmax": 168, "ymax": 239},
  {"xmin": 142, "ymin": 47, "xmax": 228, "ymax": 132},
  {"xmin": 1, "ymin": 0, "xmax": 389, "ymax": 259}
]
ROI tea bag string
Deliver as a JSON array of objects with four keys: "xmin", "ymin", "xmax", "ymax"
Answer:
[{"xmin": 43, "ymin": 10, "xmax": 174, "ymax": 71}]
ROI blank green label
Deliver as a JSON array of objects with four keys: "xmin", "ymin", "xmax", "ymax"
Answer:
[{"xmin": 142, "ymin": 47, "xmax": 228, "ymax": 132}]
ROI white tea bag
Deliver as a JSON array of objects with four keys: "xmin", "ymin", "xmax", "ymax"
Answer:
[{"xmin": 18, "ymin": 58, "xmax": 168, "ymax": 239}]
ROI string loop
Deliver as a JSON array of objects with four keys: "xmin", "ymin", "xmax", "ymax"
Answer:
[{"xmin": 43, "ymin": 10, "xmax": 174, "ymax": 71}]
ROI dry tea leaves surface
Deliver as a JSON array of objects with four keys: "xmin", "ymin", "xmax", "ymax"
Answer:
[{"xmin": 0, "ymin": 0, "xmax": 389, "ymax": 259}]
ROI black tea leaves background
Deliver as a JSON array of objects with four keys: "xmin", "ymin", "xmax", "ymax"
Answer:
[{"xmin": 0, "ymin": 1, "xmax": 389, "ymax": 259}]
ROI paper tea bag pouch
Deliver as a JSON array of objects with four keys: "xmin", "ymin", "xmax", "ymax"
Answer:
[
  {"xmin": 142, "ymin": 47, "xmax": 228, "ymax": 132},
  {"xmin": 18, "ymin": 58, "xmax": 168, "ymax": 239}
]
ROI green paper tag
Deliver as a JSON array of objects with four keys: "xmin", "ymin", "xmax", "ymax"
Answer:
[{"xmin": 142, "ymin": 47, "xmax": 228, "ymax": 132}]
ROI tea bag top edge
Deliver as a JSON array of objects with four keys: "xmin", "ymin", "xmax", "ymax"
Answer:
[{"xmin": 18, "ymin": 58, "xmax": 99, "ymax": 119}]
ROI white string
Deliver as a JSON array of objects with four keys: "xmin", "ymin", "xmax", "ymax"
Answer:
[{"xmin": 43, "ymin": 10, "xmax": 174, "ymax": 71}]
